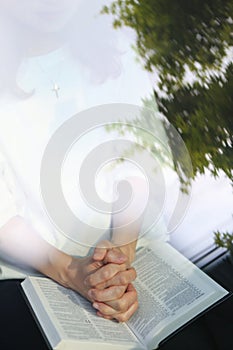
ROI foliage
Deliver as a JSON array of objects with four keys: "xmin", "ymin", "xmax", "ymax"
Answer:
[
  {"xmin": 102, "ymin": 0, "xmax": 233, "ymax": 184},
  {"xmin": 103, "ymin": 0, "xmax": 233, "ymax": 94},
  {"xmin": 214, "ymin": 230, "xmax": 233, "ymax": 251},
  {"xmin": 155, "ymin": 63, "xmax": 233, "ymax": 182}
]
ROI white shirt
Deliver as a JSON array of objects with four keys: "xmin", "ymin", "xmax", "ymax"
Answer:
[{"xmin": 0, "ymin": 34, "xmax": 169, "ymax": 265}]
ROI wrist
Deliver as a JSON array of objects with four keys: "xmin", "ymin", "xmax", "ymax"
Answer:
[
  {"xmin": 119, "ymin": 241, "xmax": 137, "ymax": 264},
  {"xmin": 52, "ymin": 253, "xmax": 91, "ymax": 300},
  {"xmin": 42, "ymin": 247, "xmax": 74, "ymax": 288}
]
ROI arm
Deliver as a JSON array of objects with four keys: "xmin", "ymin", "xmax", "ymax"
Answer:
[
  {"xmin": 0, "ymin": 216, "xmax": 127, "ymax": 301},
  {"xmin": 0, "ymin": 177, "xmax": 146, "ymax": 321}
]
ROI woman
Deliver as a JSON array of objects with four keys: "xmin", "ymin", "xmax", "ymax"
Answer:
[{"xmin": 0, "ymin": 0, "xmax": 158, "ymax": 322}]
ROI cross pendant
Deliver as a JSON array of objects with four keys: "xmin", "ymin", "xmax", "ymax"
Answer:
[{"xmin": 52, "ymin": 83, "xmax": 60, "ymax": 99}]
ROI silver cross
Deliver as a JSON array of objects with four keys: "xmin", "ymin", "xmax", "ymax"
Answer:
[{"xmin": 52, "ymin": 83, "xmax": 60, "ymax": 98}]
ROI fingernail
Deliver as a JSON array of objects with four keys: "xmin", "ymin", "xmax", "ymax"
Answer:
[
  {"xmin": 88, "ymin": 290, "xmax": 93, "ymax": 298},
  {"xmin": 93, "ymin": 251, "xmax": 104, "ymax": 260},
  {"xmin": 93, "ymin": 302, "xmax": 99, "ymax": 310}
]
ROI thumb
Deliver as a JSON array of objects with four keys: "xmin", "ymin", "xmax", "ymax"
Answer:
[
  {"xmin": 104, "ymin": 248, "xmax": 127, "ymax": 264},
  {"xmin": 93, "ymin": 240, "xmax": 127, "ymax": 264},
  {"xmin": 92, "ymin": 240, "xmax": 113, "ymax": 261}
]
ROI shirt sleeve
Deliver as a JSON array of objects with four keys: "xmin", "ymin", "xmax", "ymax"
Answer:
[{"xmin": 0, "ymin": 151, "xmax": 24, "ymax": 228}]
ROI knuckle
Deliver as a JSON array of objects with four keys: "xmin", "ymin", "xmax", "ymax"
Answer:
[
  {"xmin": 89, "ymin": 276, "xmax": 98, "ymax": 288},
  {"xmin": 85, "ymin": 276, "xmax": 93, "ymax": 287},
  {"xmin": 98, "ymin": 304, "xmax": 107, "ymax": 314},
  {"xmin": 111, "ymin": 286, "xmax": 124, "ymax": 300},
  {"xmin": 119, "ymin": 274, "xmax": 128, "ymax": 285},
  {"xmin": 96, "ymin": 281, "xmax": 106, "ymax": 289},
  {"xmin": 102, "ymin": 267, "xmax": 111, "ymax": 280},
  {"xmin": 90, "ymin": 289, "xmax": 98, "ymax": 299},
  {"xmin": 132, "ymin": 268, "xmax": 137, "ymax": 280},
  {"xmin": 120, "ymin": 299, "xmax": 128, "ymax": 311},
  {"xmin": 133, "ymin": 290, "xmax": 138, "ymax": 302},
  {"xmin": 117, "ymin": 314, "xmax": 128, "ymax": 323},
  {"xmin": 117, "ymin": 286, "xmax": 126, "ymax": 297},
  {"xmin": 113, "ymin": 300, "xmax": 121, "ymax": 310},
  {"xmin": 128, "ymin": 270, "xmax": 136, "ymax": 283}
]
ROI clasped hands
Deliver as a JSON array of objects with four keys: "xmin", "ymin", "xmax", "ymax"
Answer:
[{"xmin": 66, "ymin": 241, "xmax": 138, "ymax": 322}]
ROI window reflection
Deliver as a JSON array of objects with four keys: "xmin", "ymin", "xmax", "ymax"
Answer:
[{"xmin": 104, "ymin": 0, "xmax": 233, "ymax": 259}]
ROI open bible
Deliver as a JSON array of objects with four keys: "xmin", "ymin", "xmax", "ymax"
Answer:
[{"xmin": 21, "ymin": 241, "xmax": 228, "ymax": 350}]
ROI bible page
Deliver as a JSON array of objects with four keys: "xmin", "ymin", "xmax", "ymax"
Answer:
[
  {"xmin": 22, "ymin": 277, "xmax": 145, "ymax": 350},
  {"xmin": 127, "ymin": 242, "xmax": 228, "ymax": 350}
]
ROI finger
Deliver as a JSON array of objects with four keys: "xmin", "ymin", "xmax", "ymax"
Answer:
[
  {"xmin": 95, "ymin": 299, "xmax": 138, "ymax": 322},
  {"xmin": 96, "ymin": 301, "xmax": 138, "ymax": 322},
  {"xmin": 114, "ymin": 300, "xmax": 139, "ymax": 323},
  {"xmin": 106, "ymin": 283, "xmax": 137, "ymax": 310},
  {"xmin": 93, "ymin": 242, "xmax": 127, "ymax": 265},
  {"xmin": 103, "ymin": 248, "xmax": 127, "ymax": 265},
  {"xmin": 93, "ymin": 287, "xmax": 138, "ymax": 322},
  {"xmin": 96, "ymin": 312, "xmax": 114, "ymax": 320},
  {"xmin": 96, "ymin": 268, "xmax": 136, "ymax": 290},
  {"xmin": 89, "ymin": 285, "xmax": 126, "ymax": 302},
  {"xmin": 85, "ymin": 262, "xmax": 127, "ymax": 287},
  {"xmin": 94, "ymin": 284, "xmax": 137, "ymax": 313},
  {"xmin": 93, "ymin": 240, "xmax": 113, "ymax": 261}
]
